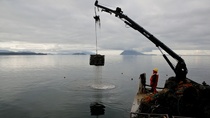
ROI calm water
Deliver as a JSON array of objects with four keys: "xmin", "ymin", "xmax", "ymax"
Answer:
[{"xmin": 0, "ymin": 55, "xmax": 209, "ymax": 118}]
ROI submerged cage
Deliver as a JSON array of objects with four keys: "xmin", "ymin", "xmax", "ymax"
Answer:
[{"xmin": 89, "ymin": 54, "xmax": 105, "ymax": 66}]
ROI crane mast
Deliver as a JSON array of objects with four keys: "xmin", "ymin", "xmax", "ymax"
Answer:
[{"xmin": 94, "ymin": 0, "xmax": 188, "ymax": 81}]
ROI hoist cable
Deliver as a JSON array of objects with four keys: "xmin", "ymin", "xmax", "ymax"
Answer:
[
  {"xmin": 95, "ymin": 18, "xmax": 98, "ymax": 54},
  {"xmin": 94, "ymin": 7, "xmax": 100, "ymax": 55}
]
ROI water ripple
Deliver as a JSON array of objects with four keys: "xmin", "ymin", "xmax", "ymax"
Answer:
[{"xmin": 90, "ymin": 83, "xmax": 116, "ymax": 90}]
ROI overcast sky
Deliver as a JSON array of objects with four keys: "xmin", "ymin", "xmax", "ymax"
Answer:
[{"xmin": 0, "ymin": 0, "xmax": 210, "ymax": 54}]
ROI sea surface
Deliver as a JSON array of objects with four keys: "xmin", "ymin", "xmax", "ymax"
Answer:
[{"xmin": 0, "ymin": 55, "xmax": 209, "ymax": 118}]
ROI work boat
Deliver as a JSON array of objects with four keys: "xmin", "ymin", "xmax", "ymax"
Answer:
[
  {"xmin": 130, "ymin": 73, "xmax": 210, "ymax": 118},
  {"xmin": 94, "ymin": 1, "xmax": 210, "ymax": 118}
]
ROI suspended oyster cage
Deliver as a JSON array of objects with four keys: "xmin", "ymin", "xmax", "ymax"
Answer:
[
  {"xmin": 89, "ymin": 54, "xmax": 105, "ymax": 66},
  {"xmin": 90, "ymin": 5, "xmax": 105, "ymax": 66}
]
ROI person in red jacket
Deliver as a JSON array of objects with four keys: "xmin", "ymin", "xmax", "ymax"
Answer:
[{"xmin": 150, "ymin": 68, "xmax": 159, "ymax": 93}]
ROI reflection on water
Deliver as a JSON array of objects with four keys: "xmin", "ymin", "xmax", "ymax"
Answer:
[
  {"xmin": 89, "ymin": 66, "xmax": 112, "ymax": 117},
  {"xmin": 90, "ymin": 102, "xmax": 105, "ymax": 117}
]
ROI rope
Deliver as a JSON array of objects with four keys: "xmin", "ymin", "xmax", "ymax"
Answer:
[
  {"xmin": 95, "ymin": 19, "xmax": 98, "ymax": 54},
  {"xmin": 94, "ymin": 7, "xmax": 100, "ymax": 55}
]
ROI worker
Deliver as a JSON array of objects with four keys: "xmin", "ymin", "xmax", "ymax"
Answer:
[{"xmin": 150, "ymin": 68, "xmax": 159, "ymax": 93}]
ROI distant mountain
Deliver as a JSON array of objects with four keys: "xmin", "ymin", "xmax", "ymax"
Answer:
[
  {"xmin": 72, "ymin": 51, "xmax": 94, "ymax": 55},
  {"xmin": 120, "ymin": 50, "xmax": 144, "ymax": 55},
  {"xmin": 56, "ymin": 50, "xmax": 94, "ymax": 55},
  {"xmin": 0, "ymin": 50, "xmax": 47, "ymax": 55},
  {"xmin": 72, "ymin": 53, "xmax": 87, "ymax": 55},
  {"xmin": 0, "ymin": 50, "xmax": 11, "ymax": 52}
]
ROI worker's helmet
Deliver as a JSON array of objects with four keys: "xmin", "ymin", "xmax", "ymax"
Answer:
[{"xmin": 153, "ymin": 68, "xmax": 158, "ymax": 73}]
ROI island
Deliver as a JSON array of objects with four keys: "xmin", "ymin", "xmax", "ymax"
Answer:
[
  {"xmin": 0, "ymin": 50, "xmax": 47, "ymax": 55},
  {"xmin": 72, "ymin": 53, "xmax": 87, "ymax": 55},
  {"xmin": 120, "ymin": 50, "xmax": 144, "ymax": 55}
]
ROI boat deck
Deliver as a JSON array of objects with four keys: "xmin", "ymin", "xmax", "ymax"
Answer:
[
  {"xmin": 130, "ymin": 74, "xmax": 197, "ymax": 118},
  {"xmin": 131, "ymin": 93, "xmax": 145, "ymax": 113}
]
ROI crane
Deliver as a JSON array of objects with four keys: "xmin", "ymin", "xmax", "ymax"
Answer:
[{"xmin": 94, "ymin": 0, "xmax": 188, "ymax": 81}]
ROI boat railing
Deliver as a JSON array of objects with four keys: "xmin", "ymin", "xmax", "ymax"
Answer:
[
  {"xmin": 130, "ymin": 112, "xmax": 195, "ymax": 118},
  {"xmin": 130, "ymin": 112, "xmax": 169, "ymax": 118},
  {"xmin": 172, "ymin": 116, "xmax": 195, "ymax": 118}
]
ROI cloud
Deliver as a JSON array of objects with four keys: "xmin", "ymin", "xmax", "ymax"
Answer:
[{"xmin": 0, "ymin": 0, "xmax": 210, "ymax": 54}]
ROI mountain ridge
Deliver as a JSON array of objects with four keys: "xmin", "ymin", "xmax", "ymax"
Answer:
[
  {"xmin": 120, "ymin": 50, "xmax": 144, "ymax": 55},
  {"xmin": 0, "ymin": 50, "xmax": 47, "ymax": 55}
]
